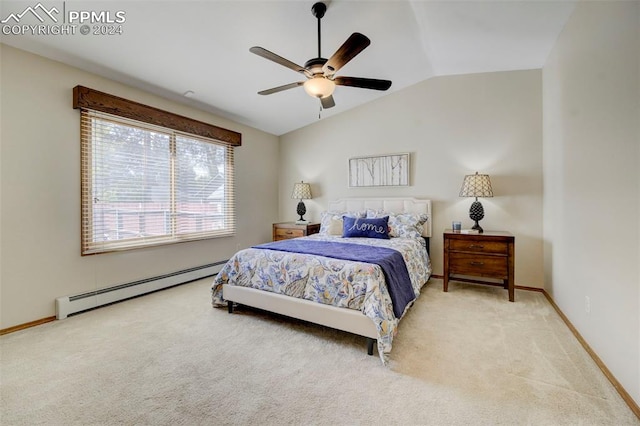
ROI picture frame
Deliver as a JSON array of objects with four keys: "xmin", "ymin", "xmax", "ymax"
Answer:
[{"xmin": 348, "ymin": 153, "xmax": 410, "ymax": 187}]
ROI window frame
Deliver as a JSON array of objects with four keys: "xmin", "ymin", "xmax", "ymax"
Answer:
[{"xmin": 74, "ymin": 86, "xmax": 241, "ymax": 255}]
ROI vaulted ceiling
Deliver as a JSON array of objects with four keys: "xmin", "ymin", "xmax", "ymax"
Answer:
[{"xmin": 1, "ymin": 1, "xmax": 577, "ymax": 135}]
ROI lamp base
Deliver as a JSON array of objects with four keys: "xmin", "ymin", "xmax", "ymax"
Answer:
[
  {"xmin": 469, "ymin": 200, "xmax": 485, "ymax": 233},
  {"xmin": 296, "ymin": 200, "xmax": 307, "ymax": 223},
  {"xmin": 471, "ymin": 221, "xmax": 484, "ymax": 233}
]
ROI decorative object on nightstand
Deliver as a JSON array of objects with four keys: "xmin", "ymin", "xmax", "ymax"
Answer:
[
  {"xmin": 291, "ymin": 181, "xmax": 312, "ymax": 224},
  {"xmin": 272, "ymin": 222, "xmax": 320, "ymax": 241},
  {"xmin": 459, "ymin": 172, "xmax": 493, "ymax": 233}
]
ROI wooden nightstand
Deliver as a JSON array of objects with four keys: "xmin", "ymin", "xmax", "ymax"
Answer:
[
  {"xmin": 443, "ymin": 230, "xmax": 515, "ymax": 301},
  {"xmin": 272, "ymin": 222, "xmax": 320, "ymax": 241}
]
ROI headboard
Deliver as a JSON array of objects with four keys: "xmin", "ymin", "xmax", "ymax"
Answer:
[{"xmin": 327, "ymin": 198, "xmax": 432, "ymax": 238}]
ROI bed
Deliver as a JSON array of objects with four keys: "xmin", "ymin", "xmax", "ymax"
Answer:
[{"xmin": 211, "ymin": 198, "xmax": 432, "ymax": 363}]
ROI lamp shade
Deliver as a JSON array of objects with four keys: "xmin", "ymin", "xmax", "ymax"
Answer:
[
  {"xmin": 291, "ymin": 182, "xmax": 312, "ymax": 200},
  {"xmin": 459, "ymin": 172, "xmax": 494, "ymax": 198}
]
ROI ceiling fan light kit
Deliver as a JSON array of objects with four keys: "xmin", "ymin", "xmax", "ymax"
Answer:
[
  {"xmin": 303, "ymin": 77, "xmax": 335, "ymax": 98},
  {"xmin": 250, "ymin": 1, "xmax": 392, "ymax": 109}
]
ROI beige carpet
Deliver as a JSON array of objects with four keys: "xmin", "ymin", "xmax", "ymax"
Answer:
[{"xmin": 1, "ymin": 278, "xmax": 638, "ymax": 425}]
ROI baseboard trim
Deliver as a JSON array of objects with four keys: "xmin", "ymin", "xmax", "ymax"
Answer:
[
  {"xmin": 0, "ymin": 316, "xmax": 56, "ymax": 336},
  {"xmin": 541, "ymin": 289, "xmax": 640, "ymax": 420},
  {"xmin": 515, "ymin": 285, "xmax": 544, "ymax": 292}
]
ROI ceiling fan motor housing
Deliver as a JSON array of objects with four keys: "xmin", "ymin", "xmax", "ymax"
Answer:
[{"xmin": 304, "ymin": 57, "xmax": 328, "ymax": 75}]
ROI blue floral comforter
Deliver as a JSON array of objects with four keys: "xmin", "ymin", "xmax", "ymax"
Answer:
[{"xmin": 211, "ymin": 234, "xmax": 431, "ymax": 363}]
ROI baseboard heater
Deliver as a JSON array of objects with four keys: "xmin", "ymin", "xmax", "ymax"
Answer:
[{"xmin": 55, "ymin": 261, "xmax": 227, "ymax": 319}]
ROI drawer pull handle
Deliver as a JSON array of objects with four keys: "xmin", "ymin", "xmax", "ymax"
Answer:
[
  {"xmin": 286, "ymin": 231, "xmax": 293, "ymax": 235},
  {"xmin": 468, "ymin": 244, "xmax": 484, "ymax": 249},
  {"xmin": 469, "ymin": 261, "xmax": 485, "ymax": 266}
]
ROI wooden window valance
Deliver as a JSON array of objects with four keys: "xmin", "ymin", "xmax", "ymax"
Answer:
[{"xmin": 72, "ymin": 85, "xmax": 241, "ymax": 146}]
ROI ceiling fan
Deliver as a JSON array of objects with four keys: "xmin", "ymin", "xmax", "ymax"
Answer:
[{"xmin": 250, "ymin": 1, "xmax": 392, "ymax": 109}]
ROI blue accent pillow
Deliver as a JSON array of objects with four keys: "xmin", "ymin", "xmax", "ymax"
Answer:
[{"xmin": 342, "ymin": 216, "xmax": 390, "ymax": 239}]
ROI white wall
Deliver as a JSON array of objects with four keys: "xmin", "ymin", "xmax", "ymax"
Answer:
[
  {"xmin": 0, "ymin": 44, "xmax": 280, "ymax": 329},
  {"xmin": 279, "ymin": 70, "xmax": 543, "ymax": 286},
  {"xmin": 543, "ymin": 1, "xmax": 640, "ymax": 404}
]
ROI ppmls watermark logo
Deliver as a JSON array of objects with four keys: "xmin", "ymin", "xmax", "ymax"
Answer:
[{"xmin": 1, "ymin": 2, "xmax": 126, "ymax": 36}]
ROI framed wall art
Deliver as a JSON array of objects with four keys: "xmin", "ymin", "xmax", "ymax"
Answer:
[{"xmin": 348, "ymin": 153, "xmax": 410, "ymax": 187}]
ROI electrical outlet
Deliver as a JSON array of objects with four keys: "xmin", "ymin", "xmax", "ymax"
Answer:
[{"xmin": 585, "ymin": 296, "xmax": 591, "ymax": 314}]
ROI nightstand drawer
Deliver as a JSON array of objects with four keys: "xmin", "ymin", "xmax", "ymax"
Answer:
[
  {"xmin": 449, "ymin": 239, "xmax": 508, "ymax": 255},
  {"xmin": 274, "ymin": 228, "xmax": 304, "ymax": 240},
  {"xmin": 449, "ymin": 253, "xmax": 508, "ymax": 279}
]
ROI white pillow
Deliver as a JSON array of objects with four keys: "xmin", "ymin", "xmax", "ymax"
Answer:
[
  {"xmin": 319, "ymin": 210, "xmax": 365, "ymax": 235},
  {"xmin": 327, "ymin": 217, "xmax": 344, "ymax": 235},
  {"xmin": 366, "ymin": 210, "xmax": 428, "ymax": 238}
]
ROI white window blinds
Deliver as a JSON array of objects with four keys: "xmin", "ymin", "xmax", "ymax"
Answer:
[{"xmin": 81, "ymin": 110, "xmax": 235, "ymax": 255}]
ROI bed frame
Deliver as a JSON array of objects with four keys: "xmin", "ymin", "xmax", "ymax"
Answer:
[{"xmin": 223, "ymin": 198, "xmax": 432, "ymax": 355}]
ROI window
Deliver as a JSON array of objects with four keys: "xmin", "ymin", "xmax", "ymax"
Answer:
[{"xmin": 75, "ymin": 87, "xmax": 240, "ymax": 255}]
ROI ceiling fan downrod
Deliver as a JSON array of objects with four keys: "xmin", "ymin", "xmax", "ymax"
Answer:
[{"xmin": 312, "ymin": 2, "xmax": 327, "ymax": 58}]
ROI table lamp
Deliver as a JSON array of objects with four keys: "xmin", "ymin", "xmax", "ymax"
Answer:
[
  {"xmin": 459, "ymin": 172, "xmax": 493, "ymax": 233},
  {"xmin": 291, "ymin": 181, "xmax": 312, "ymax": 224}
]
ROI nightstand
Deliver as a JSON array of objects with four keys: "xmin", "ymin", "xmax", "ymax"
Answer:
[
  {"xmin": 272, "ymin": 222, "xmax": 320, "ymax": 241},
  {"xmin": 443, "ymin": 230, "xmax": 515, "ymax": 301}
]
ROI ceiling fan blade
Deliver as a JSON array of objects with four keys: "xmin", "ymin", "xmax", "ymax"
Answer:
[
  {"xmin": 334, "ymin": 76, "xmax": 392, "ymax": 91},
  {"xmin": 250, "ymin": 47, "xmax": 309, "ymax": 76},
  {"xmin": 320, "ymin": 95, "xmax": 335, "ymax": 109},
  {"xmin": 322, "ymin": 33, "xmax": 371, "ymax": 76},
  {"xmin": 258, "ymin": 81, "xmax": 304, "ymax": 95}
]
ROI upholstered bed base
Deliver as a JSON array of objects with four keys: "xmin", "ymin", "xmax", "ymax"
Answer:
[{"xmin": 224, "ymin": 284, "xmax": 378, "ymax": 354}]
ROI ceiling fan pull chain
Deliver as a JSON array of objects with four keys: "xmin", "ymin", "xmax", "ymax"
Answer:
[{"xmin": 318, "ymin": 103, "xmax": 322, "ymax": 119}]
